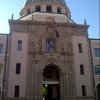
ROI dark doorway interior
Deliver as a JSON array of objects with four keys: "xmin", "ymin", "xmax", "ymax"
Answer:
[
  {"xmin": 97, "ymin": 84, "xmax": 100, "ymax": 100},
  {"xmin": 43, "ymin": 84, "xmax": 59, "ymax": 100},
  {"xmin": 43, "ymin": 66, "xmax": 60, "ymax": 100}
]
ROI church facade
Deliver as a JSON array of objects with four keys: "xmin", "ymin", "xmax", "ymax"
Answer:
[{"xmin": 0, "ymin": 0, "xmax": 100, "ymax": 100}]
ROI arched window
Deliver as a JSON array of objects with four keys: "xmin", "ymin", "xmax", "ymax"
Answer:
[
  {"xmin": 0, "ymin": 63, "xmax": 3, "ymax": 75},
  {"xmin": 94, "ymin": 65, "xmax": 100, "ymax": 75},
  {"xmin": 46, "ymin": 38, "xmax": 56, "ymax": 52}
]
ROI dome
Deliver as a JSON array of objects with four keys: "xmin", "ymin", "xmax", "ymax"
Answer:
[
  {"xmin": 24, "ymin": 0, "xmax": 32, "ymax": 5},
  {"xmin": 24, "ymin": 0, "xmax": 67, "ymax": 7}
]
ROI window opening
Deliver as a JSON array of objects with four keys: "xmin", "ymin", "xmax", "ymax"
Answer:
[
  {"xmin": 0, "ymin": 44, "xmax": 3, "ymax": 54},
  {"xmin": 94, "ymin": 48, "xmax": 100, "ymax": 57},
  {"xmin": 46, "ymin": 41, "xmax": 55, "ymax": 51},
  {"xmin": 80, "ymin": 64, "xmax": 84, "ymax": 75},
  {"xmin": 95, "ymin": 65, "xmax": 100, "ymax": 75},
  {"xmin": 17, "ymin": 41, "xmax": 22, "ymax": 51},
  {"xmin": 36, "ymin": 6, "xmax": 41, "ymax": 12},
  {"xmin": 27, "ymin": 9, "xmax": 30, "ymax": 14},
  {"xmin": 57, "ymin": 8, "xmax": 61, "ymax": 13},
  {"xmin": 46, "ymin": 6, "xmax": 52, "ymax": 12},
  {"xmin": 14, "ymin": 85, "xmax": 20, "ymax": 97},
  {"xmin": 82, "ymin": 85, "xmax": 86, "ymax": 96},
  {"xmin": 16, "ymin": 63, "xmax": 21, "ymax": 74},
  {"xmin": 78, "ymin": 43, "xmax": 82, "ymax": 53},
  {"xmin": 0, "ymin": 63, "xmax": 3, "ymax": 75}
]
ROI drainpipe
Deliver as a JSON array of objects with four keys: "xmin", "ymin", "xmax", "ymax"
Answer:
[
  {"xmin": 2, "ymin": 34, "xmax": 9, "ymax": 100},
  {"xmin": 89, "ymin": 39, "xmax": 96, "ymax": 100}
]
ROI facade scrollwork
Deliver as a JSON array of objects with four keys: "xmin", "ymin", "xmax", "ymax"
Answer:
[
  {"xmin": 40, "ymin": 55, "xmax": 62, "ymax": 73},
  {"xmin": 28, "ymin": 32, "xmax": 42, "ymax": 52},
  {"xmin": 10, "ymin": 24, "xmax": 29, "ymax": 32},
  {"xmin": 72, "ymin": 27, "xmax": 87, "ymax": 36}
]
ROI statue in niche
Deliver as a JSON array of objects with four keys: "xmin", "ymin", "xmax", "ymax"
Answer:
[
  {"xmin": 30, "ymin": 33, "xmax": 42, "ymax": 52},
  {"xmin": 34, "ymin": 35, "xmax": 42, "ymax": 52},
  {"xmin": 30, "ymin": 40, "xmax": 34, "ymax": 52},
  {"xmin": 61, "ymin": 39, "xmax": 67, "ymax": 52},
  {"xmin": 67, "ymin": 36, "xmax": 72, "ymax": 52},
  {"xmin": 68, "ymin": 42, "xmax": 72, "ymax": 52}
]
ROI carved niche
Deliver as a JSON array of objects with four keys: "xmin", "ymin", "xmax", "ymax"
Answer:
[{"xmin": 28, "ymin": 32, "xmax": 42, "ymax": 53}]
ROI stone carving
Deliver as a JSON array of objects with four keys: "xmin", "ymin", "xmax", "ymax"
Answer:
[
  {"xmin": 66, "ymin": 35, "xmax": 73, "ymax": 53},
  {"xmin": 49, "ymin": 58, "xmax": 55, "ymax": 63},
  {"xmin": 41, "ymin": 55, "xmax": 62, "ymax": 73},
  {"xmin": 61, "ymin": 38, "xmax": 67, "ymax": 53},
  {"xmin": 67, "ymin": 56, "xmax": 73, "ymax": 66},
  {"xmin": 44, "ymin": 26, "xmax": 54, "ymax": 35},
  {"xmin": 9, "ymin": 20, "xmax": 88, "ymax": 37},
  {"xmin": 28, "ymin": 33, "xmax": 42, "ymax": 52},
  {"xmin": 35, "ymin": 36, "xmax": 42, "ymax": 52},
  {"xmin": 29, "ymin": 60, "xmax": 34, "ymax": 72},
  {"xmin": 30, "ymin": 40, "xmax": 34, "ymax": 52},
  {"xmin": 72, "ymin": 27, "xmax": 87, "ymax": 36},
  {"xmin": 10, "ymin": 24, "xmax": 28, "ymax": 32},
  {"xmin": 68, "ymin": 43, "xmax": 72, "ymax": 52}
]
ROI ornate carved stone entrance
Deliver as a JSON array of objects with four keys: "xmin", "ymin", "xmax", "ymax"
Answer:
[{"xmin": 43, "ymin": 66, "xmax": 60, "ymax": 100}]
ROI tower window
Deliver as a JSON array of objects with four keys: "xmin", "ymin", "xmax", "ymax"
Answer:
[
  {"xmin": 57, "ymin": 7, "xmax": 61, "ymax": 13},
  {"xmin": 17, "ymin": 41, "xmax": 22, "ymax": 51},
  {"xmin": 78, "ymin": 43, "xmax": 83, "ymax": 53},
  {"xmin": 80, "ymin": 64, "xmax": 84, "ymax": 75},
  {"xmin": 36, "ymin": 6, "xmax": 41, "ymax": 12},
  {"xmin": 14, "ymin": 85, "xmax": 20, "ymax": 97},
  {"xmin": 16, "ymin": 63, "xmax": 21, "ymax": 74},
  {"xmin": 82, "ymin": 85, "xmax": 86, "ymax": 96},
  {"xmin": 46, "ymin": 6, "xmax": 52, "ymax": 12}
]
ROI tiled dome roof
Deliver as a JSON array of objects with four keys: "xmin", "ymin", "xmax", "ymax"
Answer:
[{"xmin": 24, "ymin": 0, "xmax": 67, "ymax": 7}]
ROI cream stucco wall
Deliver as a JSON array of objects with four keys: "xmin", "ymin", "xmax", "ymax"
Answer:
[
  {"xmin": 8, "ymin": 33, "xmax": 28, "ymax": 97},
  {"xmin": 0, "ymin": 35, "xmax": 8, "ymax": 90},
  {"xmin": 73, "ymin": 36, "xmax": 92, "ymax": 96},
  {"xmin": 90, "ymin": 39, "xmax": 100, "ymax": 88},
  {"xmin": 20, "ymin": 12, "xmax": 74, "ymax": 24}
]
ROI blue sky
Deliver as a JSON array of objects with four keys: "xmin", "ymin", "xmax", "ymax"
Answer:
[{"xmin": 0, "ymin": 0, "xmax": 99, "ymax": 38}]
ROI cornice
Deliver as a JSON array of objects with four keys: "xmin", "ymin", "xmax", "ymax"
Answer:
[
  {"xmin": 9, "ymin": 20, "xmax": 89, "ymax": 28},
  {"xmin": 28, "ymin": 51, "xmax": 74, "ymax": 56},
  {"xmin": 9, "ymin": 20, "xmax": 89, "ymax": 37}
]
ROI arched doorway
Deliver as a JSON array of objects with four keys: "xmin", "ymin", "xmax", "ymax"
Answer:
[
  {"xmin": 43, "ymin": 65, "xmax": 60, "ymax": 100},
  {"xmin": 97, "ymin": 83, "xmax": 100, "ymax": 100}
]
